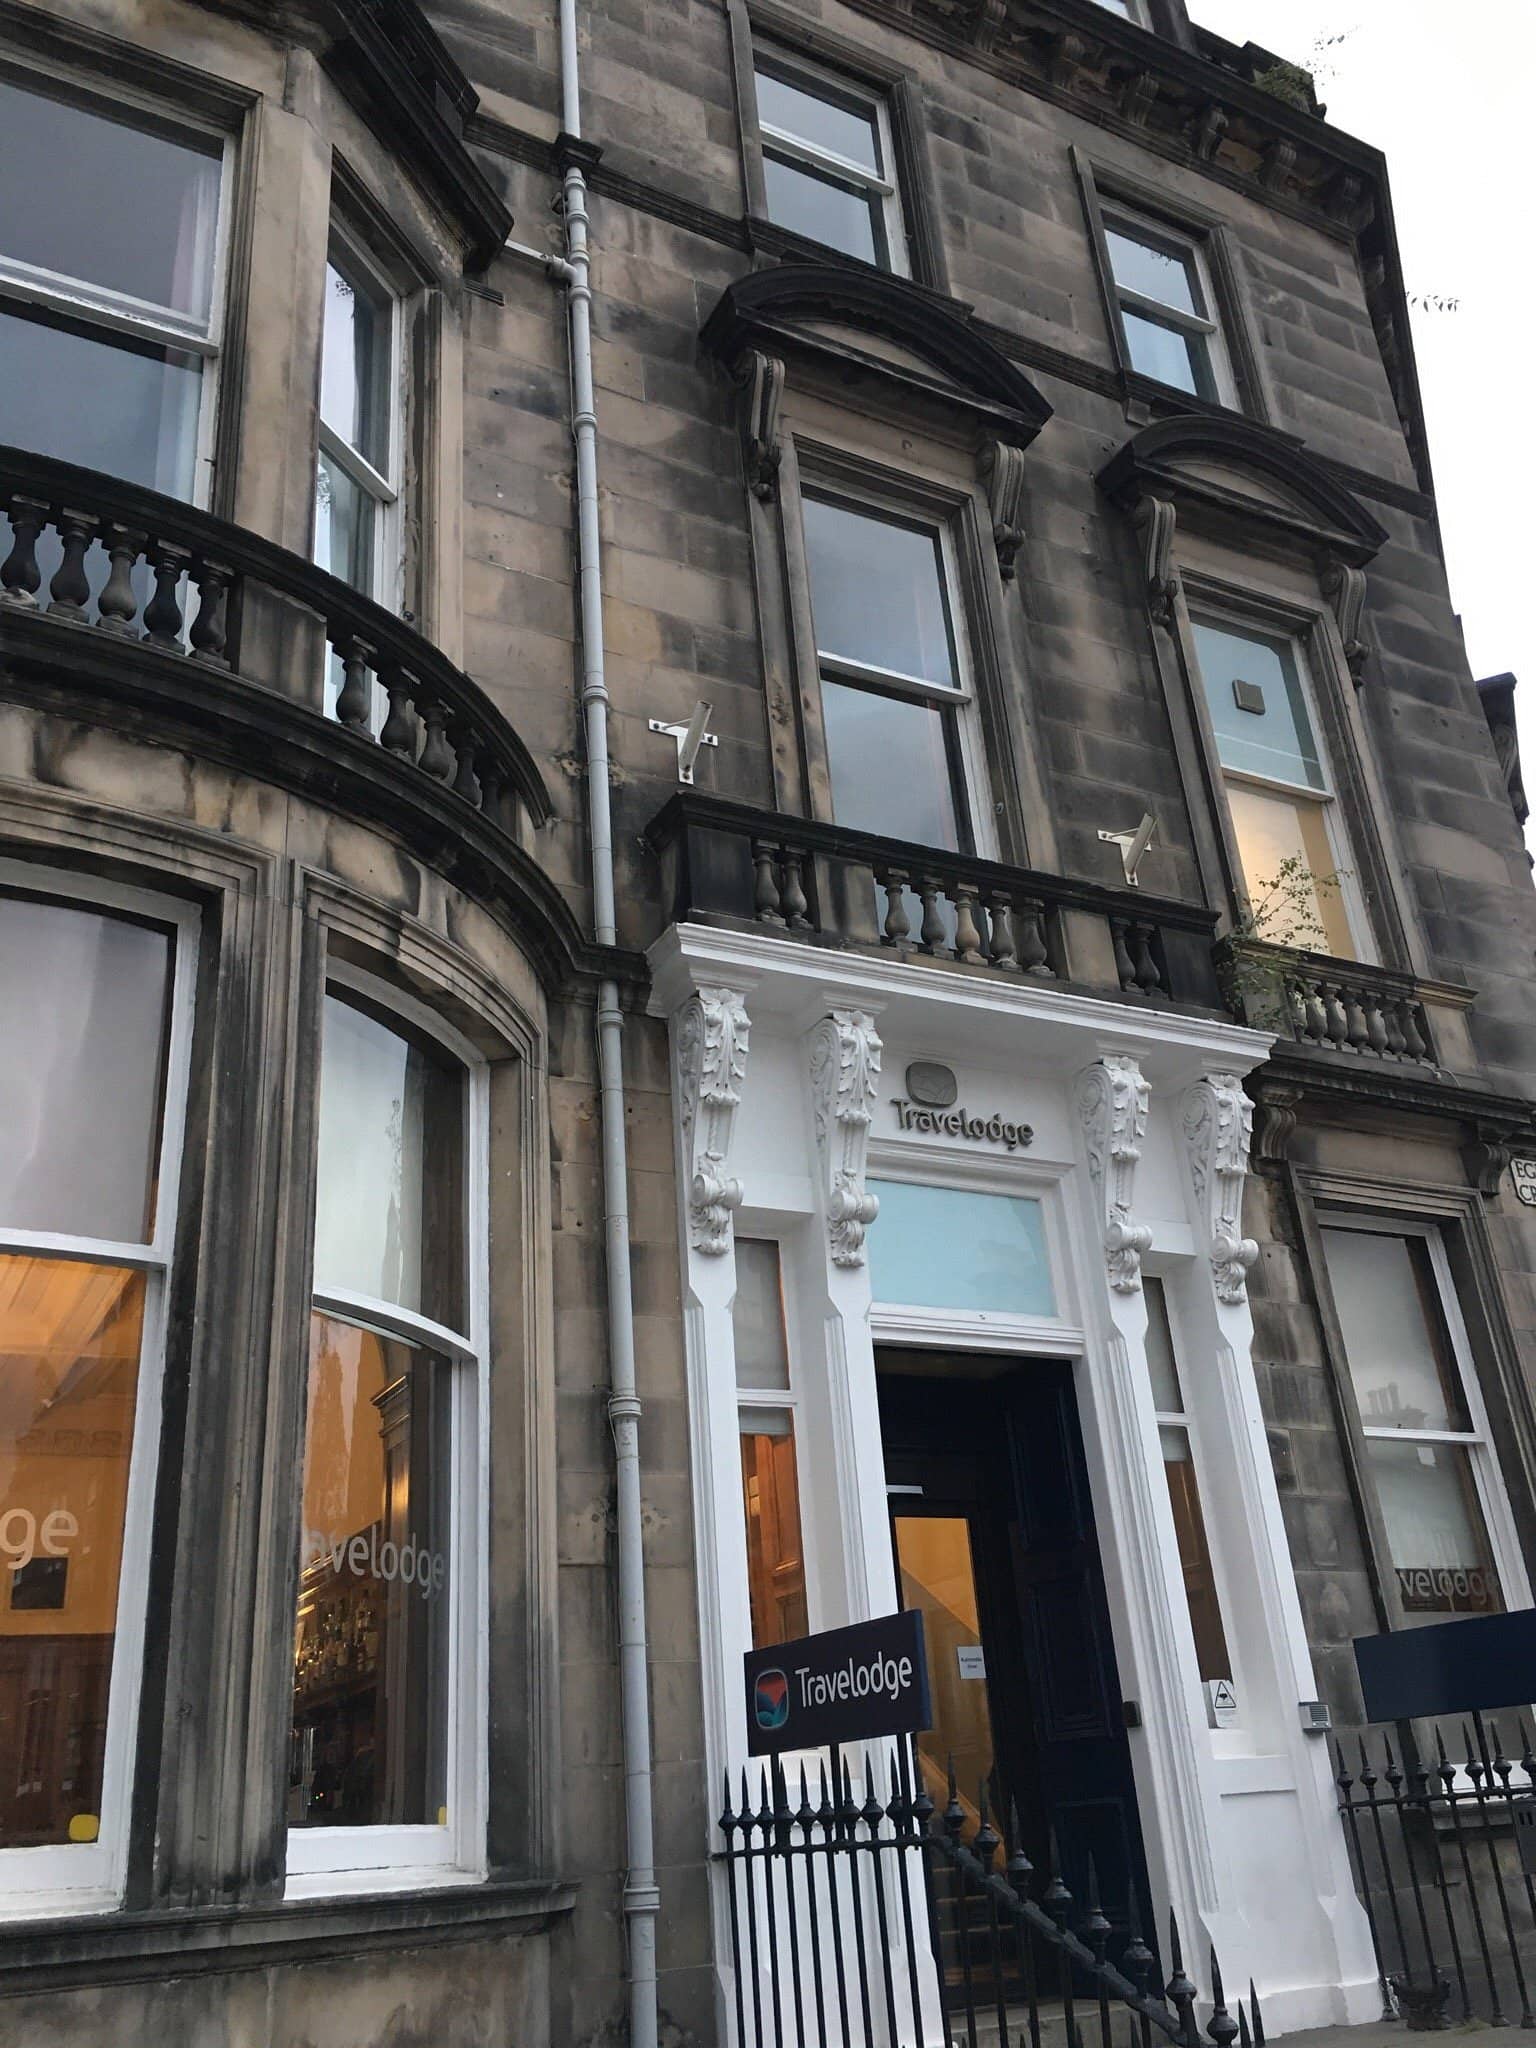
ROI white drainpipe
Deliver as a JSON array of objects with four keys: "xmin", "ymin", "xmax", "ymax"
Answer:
[{"xmin": 506, "ymin": 6, "xmax": 661, "ymax": 2043}]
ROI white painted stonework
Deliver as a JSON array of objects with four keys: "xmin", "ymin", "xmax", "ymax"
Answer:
[{"xmin": 651, "ymin": 924, "xmax": 1379, "ymax": 2043}]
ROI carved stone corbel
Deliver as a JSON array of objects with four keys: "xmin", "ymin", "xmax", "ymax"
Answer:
[
  {"xmin": 1182, "ymin": 1072, "xmax": 1260, "ymax": 1305},
  {"xmin": 676, "ymin": 986, "xmax": 751, "ymax": 1254},
  {"xmin": 1189, "ymin": 101, "xmax": 1228, "ymax": 162},
  {"xmin": 809, "ymin": 1008, "xmax": 882, "ymax": 1267},
  {"xmin": 1075, "ymin": 1055, "xmax": 1153, "ymax": 1293},
  {"xmin": 1250, "ymin": 1080, "xmax": 1306, "ymax": 1171},
  {"xmin": 971, "ymin": 0, "xmax": 1006, "ymax": 56},
  {"xmin": 1133, "ymin": 494, "xmax": 1178, "ymax": 626},
  {"xmin": 1262, "ymin": 137, "xmax": 1298, "ymax": 194},
  {"xmin": 1463, "ymin": 1115, "xmax": 1528, "ymax": 1200},
  {"xmin": 1120, "ymin": 70, "xmax": 1158, "ymax": 125},
  {"xmin": 982, "ymin": 442, "xmax": 1027, "ymax": 581},
  {"xmin": 1049, "ymin": 31, "xmax": 1088, "ymax": 89},
  {"xmin": 735, "ymin": 349, "xmax": 785, "ymax": 502},
  {"xmin": 1321, "ymin": 553, "xmax": 1368, "ymax": 684}
]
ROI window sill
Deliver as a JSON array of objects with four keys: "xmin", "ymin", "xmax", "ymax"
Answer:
[
  {"xmin": 0, "ymin": 1876, "xmax": 575, "ymax": 1995},
  {"xmin": 284, "ymin": 1862, "xmax": 483, "ymax": 1902}
]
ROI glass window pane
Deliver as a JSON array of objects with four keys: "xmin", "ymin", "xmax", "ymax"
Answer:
[
  {"xmin": 0, "ymin": 77, "xmax": 220, "ymax": 322},
  {"xmin": 1159, "ymin": 1425, "xmax": 1232, "ymax": 1682},
  {"xmin": 755, "ymin": 69, "xmax": 881, "ymax": 172},
  {"xmin": 292, "ymin": 1314, "xmax": 453, "ymax": 1827},
  {"xmin": 1224, "ymin": 783, "xmax": 1355, "ymax": 957},
  {"xmin": 1191, "ymin": 623, "xmax": 1325, "ymax": 790},
  {"xmin": 0, "ymin": 303, "xmax": 202, "ymax": 499},
  {"xmin": 734, "ymin": 1240, "xmax": 790, "ymax": 1392},
  {"xmin": 0, "ymin": 1255, "xmax": 146, "ymax": 1848},
  {"xmin": 320, "ymin": 258, "xmax": 391, "ymax": 468},
  {"xmin": 1365, "ymin": 1438, "xmax": 1502, "ymax": 1623},
  {"xmin": 761, "ymin": 153, "xmax": 882, "ymax": 266},
  {"xmin": 822, "ymin": 680, "xmax": 961, "ymax": 850},
  {"xmin": 1322, "ymin": 1229, "xmax": 1469, "ymax": 1433},
  {"xmin": 1120, "ymin": 309, "xmax": 1214, "ymax": 399},
  {"xmin": 314, "ymin": 449, "xmax": 377, "ymax": 595},
  {"xmin": 1106, "ymin": 227, "xmax": 1201, "ymax": 316},
  {"xmin": 313, "ymin": 993, "xmax": 466, "ymax": 1331},
  {"xmin": 803, "ymin": 498, "xmax": 955, "ymax": 686},
  {"xmin": 1144, "ymin": 1277, "xmax": 1183, "ymax": 1414},
  {"xmin": 895, "ymin": 1513, "xmax": 995, "ymax": 1834},
  {"xmin": 867, "ymin": 1183, "xmax": 1056, "ymax": 1316},
  {"xmin": 0, "ymin": 895, "xmax": 173, "ymax": 1241},
  {"xmin": 740, "ymin": 1420, "xmax": 807, "ymax": 1647}
]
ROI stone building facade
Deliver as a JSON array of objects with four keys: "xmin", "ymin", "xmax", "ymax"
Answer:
[{"xmin": 0, "ymin": 0, "xmax": 1532, "ymax": 2043}]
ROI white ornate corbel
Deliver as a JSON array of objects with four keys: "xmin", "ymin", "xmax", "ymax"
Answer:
[
  {"xmin": 1075, "ymin": 1055, "xmax": 1153, "ymax": 1293},
  {"xmin": 676, "ymin": 986, "xmax": 751, "ymax": 1254},
  {"xmin": 981, "ymin": 441, "xmax": 1028, "ymax": 581},
  {"xmin": 1181, "ymin": 1072, "xmax": 1260, "ymax": 1305},
  {"xmin": 1133, "ymin": 494, "xmax": 1179, "ymax": 625},
  {"xmin": 1321, "ymin": 552, "xmax": 1369, "ymax": 684},
  {"xmin": 808, "ymin": 1009, "xmax": 882, "ymax": 1267}
]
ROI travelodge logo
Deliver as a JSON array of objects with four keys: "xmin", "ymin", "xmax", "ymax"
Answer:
[{"xmin": 754, "ymin": 1667, "xmax": 790, "ymax": 1732}]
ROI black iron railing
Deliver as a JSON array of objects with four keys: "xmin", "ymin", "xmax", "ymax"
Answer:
[
  {"xmin": 718, "ymin": 1749, "xmax": 1260, "ymax": 2048},
  {"xmin": 1337, "ymin": 1719, "xmax": 1536, "ymax": 2028},
  {"xmin": 648, "ymin": 794, "xmax": 1225, "ymax": 1011}
]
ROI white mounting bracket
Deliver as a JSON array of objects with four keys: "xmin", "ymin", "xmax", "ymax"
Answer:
[
  {"xmin": 1099, "ymin": 813, "xmax": 1157, "ymax": 888},
  {"xmin": 648, "ymin": 701, "xmax": 719, "ymax": 785}
]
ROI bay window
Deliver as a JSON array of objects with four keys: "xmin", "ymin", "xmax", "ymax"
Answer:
[
  {"xmin": 0, "ymin": 69, "xmax": 226, "ymax": 500},
  {"xmin": 0, "ymin": 873, "xmax": 196, "ymax": 1909},
  {"xmin": 733, "ymin": 1239, "xmax": 807, "ymax": 1649},
  {"xmin": 1319, "ymin": 1218, "xmax": 1520, "ymax": 1627},
  {"xmin": 290, "ymin": 973, "xmax": 486, "ymax": 1884}
]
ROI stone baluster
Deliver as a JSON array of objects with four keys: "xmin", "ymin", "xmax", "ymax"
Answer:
[
  {"xmin": 1302, "ymin": 975, "xmax": 1329, "ymax": 1044},
  {"xmin": 142, "ymin": 540, "xmax": 190, "ymax": 646},
  {"xmin": 1342, "ymin": 983, "xmax": 1370, "ymax": 1051},
  {"xmin": 1, "ymin": 497, "xmax": 48, "ymax": 606},
  {"xmin": 877, "ymin": 867, "xmax": 911, "ymax": 945},
  {"xmin": 1363, "ymin": 990, "xmax": 1390, "ymax": 1057},
  {"xmin": 96, "ymin": 525, "xmax": 145, "ymax": 634},
  {"xmin": 779, "ymin": 848, "xmax": 810, "ymax": 930},
  {"xmin": 917, "ymin": 876, "xmax": 947, "ymax": 953},
  {"xmin": 1110, "ymin": 914, "xmax": 1136, "ymax": 990},
  {"xmin": 1400, "ymin": 1000, "xmax": 1429, "ymax": 1063},
  {"xmin": 419, "ymin": 701, "xmax": 455, "ymax": 781},
  {"xmin": 1130, "ymin": 921, "xmax": 1162, "ymax": 994},
  {"xmin": 987, "ymin": 890, "xmax": 1017, "ymax": 969},
  {"xmin": 1320, "ymin": 981, "xmax": 1350, "ymax": 1048},
  {"xmin": 953, "ymin": 884, "xmax": 985, "ymax": 965},
  {"xmin": 336, "ymin": 638, "xmax": 375, "ymax": 732},
  {"xmin": 452, "ymin": 729, "xmax": 482, "ymax": 808},
  {"xmin": 188, "ymin": 561, "xmax": 232, "ymax": 665},
  {"xmin": 1382, "ymin": 998, "xmax": 1407, "ymax": 1058},
  {"xmin": 1018, "ymin": 897, "xmax": 1051, "ymax": 977},
  {"xmin": 49, "ymin": 509, "xmax": 98, "ymax": 619},
  {"xmin": 379, "ymin": 671, "xmax": 418, "ymax": 757},
  {"xmin": 478, "ymin": 765, "xmax": 505, "ymax": 829},
  {"xmin": 1283, "ymin": 975, "xmax": 1310, "ymax": 1042},
  {"xmin": 751, "ymin": 840, "xmax": 784, "ymax": 925}
]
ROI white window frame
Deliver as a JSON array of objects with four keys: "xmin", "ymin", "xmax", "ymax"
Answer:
[
  {"xmin": 753, "ymin": 47, "xmax": 910, "ymax": 276},
  {"xmin": 1187, "ymin": 601, "xmax": 1374, "ymax": 961},
  {"xmin": 1102, "ymin": 202, "xmax": 1237, "ymax": 409},
  {"xmin": 286, "ymin": 958, "xmax": 489, "ymax": 1896},
  {"xmin": 1091, "ymin": 0, "xmax": 1148, "ymax": 20},
  {"xmin": 799, "ymin": 479, "xmax": 996, "ymax": 861},
  {"xmin": 1320, "ymin": 1212, "xmax": 1531, "ymax": 1627},
  {"xmin": 0, "ymin": 861, "xmax": 199, "ymax": 1917},
  {"xmin": 0, "ymin": 61, "xmax": 234, "ymax": 506},
  {"xmin": 315, "ymin": 224, "xmax": 405, "ymax": 611},
  {"xmin": 733, "ymin": 1238, "xmax": 815, "ymax": 1646}
]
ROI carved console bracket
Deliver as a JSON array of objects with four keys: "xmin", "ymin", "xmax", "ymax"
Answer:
[
  {"xmin": 676, "ymin": 986, "xmax": 751, "ymax": 1254},
  {"xmin": 735, "ymin": 350, "xmax": 785, "ymax": 502},
  {"xmin": 1321, "ymin": 552, "xmax": 1369, "ymax": 684},
  {"xmin": 982, "ymin": 442, "xmax": 1028, "ymax": 581},
  {"xmin": 1134, "ymin": 494, "xmax": 1178, "ymax": 626},
  {"xmin": 809, "ymin": 1008, "xmax": 883, "ymax": 1267},
  {"xmin": 1075, "ymin": 1055, "xmax": 1153, "ymax": 1293},
  {"xmin": 1182, "ymin": 1072, "xmax": 1260, "ymax": 1305}
]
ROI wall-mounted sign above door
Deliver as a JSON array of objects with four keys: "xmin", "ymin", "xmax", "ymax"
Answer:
[{"xmin": 889, "ymin": 1097, "xmax": 1033, "ymax": 1150}]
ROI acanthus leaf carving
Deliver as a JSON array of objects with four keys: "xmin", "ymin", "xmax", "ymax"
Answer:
[
  {"xmin": 1182, "ymin": 1072, "xmax": 1259, "ymax": 1305},
  {"xmin": 676, "ymin": 986, "xmax": 751, "ymax": 1254},
  {"xmin": 981, "ymin": 441, "xmax": 1027, "ymax": 581},
  {"xmin": 1133, "ymin": 494, "xmax": 1178, "ymax": 626},
  {"xmin": 1320, "ymin": 552, "xmax": 1369, "ymax": 684},
  {"xmin": 1075, "ymin": 1055, "xmax": 1153, "ymax": 1293},
  {"xmin": 809, "ymin": 1008, "xmax": 882, "ymax": 1268},
  {"xmin": 735, "ymin": 350, "xmax": 785, "ymax": 502}
]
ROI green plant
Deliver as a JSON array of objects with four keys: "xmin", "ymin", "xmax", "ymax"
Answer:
[{"xmin": 1218, "ymin": 856, "xmax": 1347, "ymax": 1027}]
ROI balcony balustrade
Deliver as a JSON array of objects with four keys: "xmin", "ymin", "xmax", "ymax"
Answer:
[
  {"xmin": 1219, "ymin": 939, "xmax": 1470, "ymax": 1069},
  {"xmin": 646, "ymin": 792, "xmax": 1226, "ymax": 1010},
  {"xmin": 0, "ymin": 445, "xmax": 549, "ymax": 841}
]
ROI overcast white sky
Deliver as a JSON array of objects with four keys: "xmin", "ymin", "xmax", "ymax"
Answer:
[{"xmin": 1187, "ymin": 0, "xmax": 1535, "ymax": 849}]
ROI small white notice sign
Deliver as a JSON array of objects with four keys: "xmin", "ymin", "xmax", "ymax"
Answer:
[
  {"xmin": 1204, "ymin": 1678, "xmax": 1239, "ymax": 1728},
  {"xmin": 957, "ymin": 1645, "xmax": 987, "ymax": 1682}
]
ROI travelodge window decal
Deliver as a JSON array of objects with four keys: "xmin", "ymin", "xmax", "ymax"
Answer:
[{"xmin": 866, "ymin": 1182, "xmax": 1055, "ymax": 1316}]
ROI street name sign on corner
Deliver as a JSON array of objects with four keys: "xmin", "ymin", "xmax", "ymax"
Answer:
[{"xmin": 744, "ymin": 1609, "xmax": 932, "ymax": 1758}]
